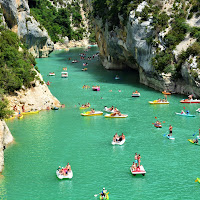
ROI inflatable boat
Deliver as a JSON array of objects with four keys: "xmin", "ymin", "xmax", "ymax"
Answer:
[
  {"xmin": 149, "ymin": 100, "xmax": 169, "ymax": 104},
  {"xmin": 81, "ymin": 111, "xmax": 103, "ymax": 116},
  {"xmin": 154, "ymin": 123, "xmax": 162, "ymax": 128},
  {"xmin": 175, "ymin": 112, "xmax": 195, "ymax": 117},
  {"xmin": 180, "ymin": 99, "xmax": 200, "ymax": 103},
  {"xmin": 56, "ymin": 170, "xmax": 73, "ymax": 179},
  {"xmin": 130, "ymin": 165, "xmax": 146, "ymax": 176},
  {"xmin": 111, "ymin": 139, "xmax": 125, "ymax": 145},
  {"xmin": 104, "ymin": 113, "xmax": 128, "ymax": 118}
]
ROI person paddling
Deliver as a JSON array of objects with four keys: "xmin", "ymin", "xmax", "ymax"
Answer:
[{"xmin": 169, "ymin": 125, "xmax": 173, "ymax": 137}]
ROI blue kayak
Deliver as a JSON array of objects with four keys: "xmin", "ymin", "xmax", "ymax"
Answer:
[{"xmin": 175, "ymin": 112, "xmax": 195, "ymax": 117}]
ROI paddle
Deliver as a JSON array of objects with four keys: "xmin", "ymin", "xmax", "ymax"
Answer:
[
  {"xmin": 94, "ymin": 194, "xmax": 99, "ymax": 197},
  {"xmin": 193, "ymin": 131, "xmax": 198, "ymax": 136},
  {"xmin": 163, "ymin": 131, "xmax": 168, "ymax": 137}
]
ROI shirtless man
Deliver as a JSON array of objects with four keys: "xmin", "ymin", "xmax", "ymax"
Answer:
[
  {"xmin": 121, "ymin": 133, "xmax": 125, "ymax": 140},
  {"xmin": 169, "ymin": 125, "xmax": 173, "ymax": 137},
  {"xmin": 66, "ymin": 162, "xmax": 71, "ymax": 172},
  {"xmin": 134, "ymin": 153, "xmax": 138, "ymax": 167}
]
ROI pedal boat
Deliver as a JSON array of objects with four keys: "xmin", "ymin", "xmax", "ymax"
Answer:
[
  {"xmin": 180, "ymin": 99, "xmax": 200, "ymax": 103},
  {"xmin": 48, "ymin": 72, "xmax": 55, "ymax": 76},
  {"xmin": 92, "ymin": 86, "xmax": 100, "ymax": 91},
  {"xmin": 149, "ymin": 100, "xmax": 169, "ymax": 104},
  {"xmin": 81, "ymin": 111, "xmax": 103, "ymax": 116},
  {"xmin": 130, "ymin": 165, "xmax": 146, "ymax": 176},
  {"xmin": 162, "ymin": 91, "xmax": 171, "ymax": 95}
]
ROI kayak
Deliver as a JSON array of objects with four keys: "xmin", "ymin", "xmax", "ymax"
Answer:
[
  {"xmin": 195, "ymin": 178, "xmax": 200, "ymax": 183},
  {"xmin": 149, "ymin": 101, "xmax": 169, "ymax": 104},
  {"xmin": 111, "ymin": 139, "xmax": 125, "ymax": 145},
  {"xmin": 130, "ymin": 165, "xmax": 146, "ymax": 176},
  {"xmin": 115, "ymin": 77, "xmax": 120, "ymax": 80},
  {"xmin": 49, "ymin": 72, "xmax": 55, "ymax": 76},
  {"xmin": 175, "ymin": 112, "xmax": 195, "ymax": 117},
  {"xmin": 56, "ymin": 170, "xmax": 73, "ymax": 179},
  {"xmin": 22, "ymin": 110, "xmax": 39, "ymax": 115},
  {"xmin": 79, "ymin": 106, "xmax": 90, "ymax": 109},
  {"xmin": 104, "ymin": 113, "xmax": 128, "ymax": 118},
  {"xmin": 162, "ymin": 91, "xmax": 171, "ymax": 95},
  {"xmin": 5, "ymin": 116, "xmax": 16, "ymax": 121},
  {"xmin": 81, "ymin": 111, "xmax": 103, "ymax": 116},
  {"xmin": 167, "ymin": 135, "xmax": 175, "ymax": 140},
  {"xmin": 188, "ymin": 139, "xmax": 200, "ymax": 145},
  {"xmin": 132, "ymin": 93, "xmax": 140, "ymax": 97},
  {"xmin": 154, "ymin": 123, "xmax": 162, "ymax": 128},
  {"xmin": 180, "ymin": 99, "xmax": 200, "ymax": 103},
  {"xmin": 99, "ymin": 193, "xmax": 109, "ymax": 200}
]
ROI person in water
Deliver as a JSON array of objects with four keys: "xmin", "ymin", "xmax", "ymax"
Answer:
[
  {"xmin": 169, "ymin": 125, "xmax": 173, "ymax": 137},
  {"xmin": 134, "ymin": 153, "xmax": 138, "ymax": 167}
]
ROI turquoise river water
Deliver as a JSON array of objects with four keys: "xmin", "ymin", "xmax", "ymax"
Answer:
[{"xmin": 2, "ymin": 47, "xmax": 200, "ymax": 199}]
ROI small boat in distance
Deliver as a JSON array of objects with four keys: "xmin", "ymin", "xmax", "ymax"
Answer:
[
  {"xmin": 180, "ymin": 99, "xmax": 200, "ymax": 103},
  {"xmin": 92, "ymin": 86, "xmax": 100, "ymax": 91},
  {"xmin": 81, "ymin": 111, "xmax": 103, "ymax": 116},
  {"xmin": 149, "ymin": 100, "xmax": 169, "ymax": 104},
  {"xmin": 82, "ymin": 68, "xmax": 88, "ymax": 71},
  {"xmin": 61, "ymin": 72, "xmax": 68, "ymax": 78},
  {"xmin": 162, "ymin": 91, "xmax": 171, "ymax": 95},
  {"xmin": 48, "ymin": 72, "xmax": 55, "ymax": 76}
]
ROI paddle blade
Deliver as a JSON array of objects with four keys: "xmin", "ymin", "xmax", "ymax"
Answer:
[
  {"xmin": 155, "ymin": 117, "xmax": 157, "ymax": 119},
  {"xmin": 94, "ymin": 194, "xmax": 98, "ymax": 197},
  {"xmin": 195, "ymin": 179, "xmax": 198, "ymax": 182}
]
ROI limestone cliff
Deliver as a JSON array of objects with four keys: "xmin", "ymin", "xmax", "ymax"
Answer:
[
  {"xmin": 0, "ymin": 0, "xmax": 54, "ymax": 58},
  {"xmin": 90, "ymin": 0, "xmax": 200, "ymax": 97},
  {"xmin": 0, "ymin": 120, "xmax": 13, "ymax": 173}
]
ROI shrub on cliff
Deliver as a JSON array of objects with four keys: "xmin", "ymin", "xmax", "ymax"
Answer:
[
  {"xmin": 0, "ymin": 29, "xmax": 36, "ymax": 93},
  {"xmin": 0, "ymin": 91, "xmax": 13, "ymax": 119}
]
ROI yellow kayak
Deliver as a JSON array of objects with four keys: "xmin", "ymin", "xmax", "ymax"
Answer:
[
  {"xmin": 18, "ymin": 115, "xmax": 23, "ymax": 120},
  {"xmin": 104, "ymin": 113, "xmax": 128, "ymax": 118},
  {"xmin": 149, "ymin": 101, "xmax": 169, "ymax": 104},
  {"xmin": 188, "ymin": 139, "xmax": 200, "ymax": 145},
  {"xmin": 99, "ymin": 192, "xmax": 109, "ymax": 200},
  {"xmin": 79, "ymin": 106, "xmax": 90, "ymax": 110},
  {"xmin": 81, "ymin": 111, "xmax": 103, "ymax": 116},
  {"xmin": 22, "ymin": 110, "xmax": 40, "ymax": 115}
]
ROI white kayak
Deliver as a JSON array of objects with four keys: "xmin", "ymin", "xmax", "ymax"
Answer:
[
  {"xmin": 167, "ymin": 135, "xmax": 175, "ymax": 140},
  {"xmin": 130, "ymin": 165, "xmax": 146, "ymax": 176},
  {"xmin": 111, "ymin": 139, "xmax": 125, "ymax": 145},
  {"xmin": 56, "ymin": 170, "xmax": 73, "ymax": 179},
  {"xmin": 175, "ymin": 112, "xmax": 195, "ymax": 117},
  {"xmin": 104, "ymin": 107, "xmax": 115, "ymax": 113},
  {"xmin": 132, "ymin": 93, "xmax": 140, "ymax": 97}
]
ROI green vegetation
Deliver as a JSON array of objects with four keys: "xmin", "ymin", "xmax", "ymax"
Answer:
[
  {"xmin": 0, "ymin": 95, "xmax": 13, "ymax": 119},
  {"xmin": 29, "ymin": 0, "xmax": 85, "ymax": 42},
  {"xmin": 0, "ymin": 29, "xmax": 36, "ymax": 93}
]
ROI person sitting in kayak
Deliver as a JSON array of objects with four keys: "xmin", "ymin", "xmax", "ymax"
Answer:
[
  {"xmin": 114, "ymin": 107, "xmax": 118, "ymax": 112},
  {"xmin": 181, "ymin": 110, "xmax": 186, "ymax": 114},
  {"xmin": 168, "ymin": 125, "xmax": 173, "ymax": 137},
  {"xmin": 186, "ymin": 110, "xmax": 190, "ymax": 114},
  {"xmin": 109, "ymin": 106, "xmax": 114, "ymax": 111},
  {"xmin": 89, "ymin": 108, "xmax": 95, "ymax": 114},
  {"xmin": 157, "ymin": 98, "xmax": 161, "ymax": 102},
  {"xmin": 87, "ymin": 102, "xmax": 90, "ymax": 107}
]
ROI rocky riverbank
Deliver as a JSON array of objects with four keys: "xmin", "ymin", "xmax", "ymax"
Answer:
[{"xmin": 0, "ymin": 120, "xmax": 14, "ymax": 173}]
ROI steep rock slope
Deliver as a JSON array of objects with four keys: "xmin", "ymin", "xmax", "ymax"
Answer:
[
  {"xmin": 90, "ymin": 0, "xmax": 200, "ymax": 97},
  {"xmin": 0, "ymin": 0, "xmax": 54, "ymax": 58}
]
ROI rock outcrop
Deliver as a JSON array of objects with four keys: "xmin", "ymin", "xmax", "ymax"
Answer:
[
  {"xmin": 6, "ymin": 70, "xmax": 61, "ymax": 112},
  {"xmin": 91, "ymin": 1, "xmax": 200, "ymax": 97},
  {"xmin": 0, "ymin": 0, "xmax": 54, "ymax": 58},
  {"xmin": 0, "ymin": 120, "xmax": 14, "ymax": 173}
]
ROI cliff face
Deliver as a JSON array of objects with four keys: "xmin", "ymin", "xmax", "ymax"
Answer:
[
  {"xmin": 0, "ymin": 120, "xmax": 13, "ymax": 173},
  {"xmin": 0, "ymin": 0, "xmax": 54, "ymax": 58},
  {"xmin": 91, "ymin": 0, "xmax": 200, "ymax": 97}
]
